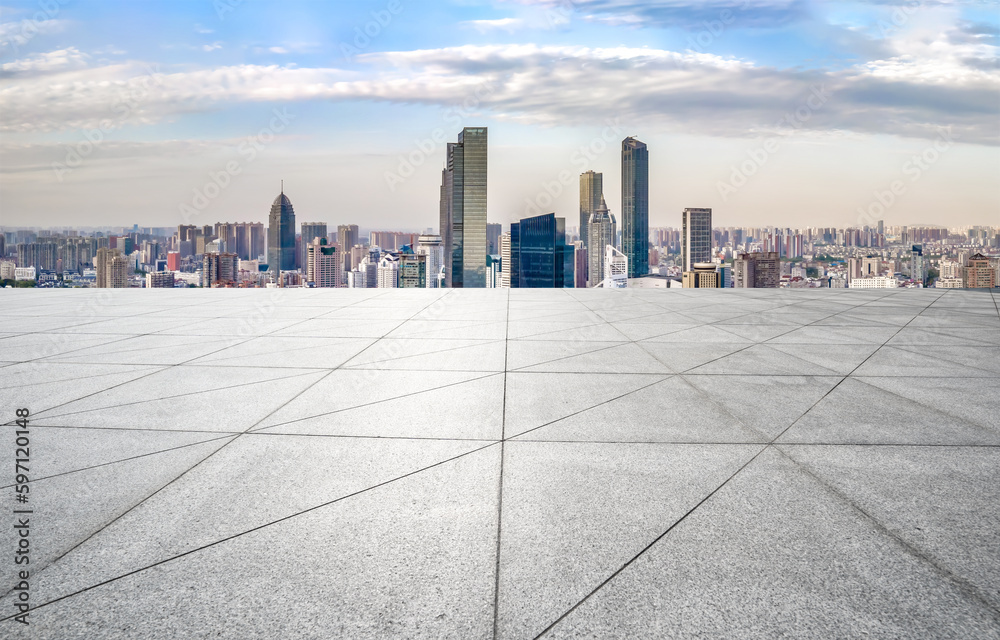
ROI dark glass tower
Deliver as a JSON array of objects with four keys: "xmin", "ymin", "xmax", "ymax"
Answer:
[
  {"xmin": 621, "ymin": 137, "xmax": 648, "ymax": 278},
  {"xmin": 440, "ymin": 127, "xmax": 488, "ymax": 287},
  {"xmin": 513, "ymin": 212, "xmax": 572, "ymax": 288},
  {"xmin": 267, "ymin": 187, "xmax": 296, "ymax": 272}
]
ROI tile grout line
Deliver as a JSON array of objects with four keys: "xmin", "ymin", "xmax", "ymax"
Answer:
[
  {"xmin": 492, "ymin": 288, "xmax": 511, "ymax": 640},
  {"xmin": 531, "ymin": 289, "xmax": 946, "ymax": 637}
]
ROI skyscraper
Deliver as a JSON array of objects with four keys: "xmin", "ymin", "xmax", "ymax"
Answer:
[
  {"xmin": 733, "ymin": 252, "xmax": 780, "ymax": 288},
  {"xmin": 621, "ymin": 137, "xmax": 648, "ymax": 278},
  {"xmin": 305, "ymin": 238, "xmax": 341, "ymax": 287},
  {"xmin": 337, "ymin": 224, "xmax": 359, "ymax": 277},
  {"xmin": 681, "ymin": 208, "xmax": 713, "ymax": 272},
  {"xmin": 579, "ymin": 170, "xmax": 603, "ymax": 247},
  {"xmin": 440, "ymin": 127, "xmax": 488, "ymax": 288},
  {"xmin": 512, "ymin": 212, "xmax": 574, "ymax": 288},
  {"xmin": 487, "ymin": 223, "xmax": 501, "ymax": 255},
  {"xmin": 911, "ymin": 244, "xmax": 925, "ymax": 285},
  {"xmin": 267, "ymin": 187, "xmax": 296, "ymax": 272},
  {"xmin": 587, "ymin": 195, "xmax": 616, "ymax": 288},
  {"xmin": 417, "ymin": 234, "xmax": 445, "ymax": 288}
]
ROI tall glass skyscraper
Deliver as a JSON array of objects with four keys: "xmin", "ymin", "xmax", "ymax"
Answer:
[
  {"xmin": 440, "ymin": 127, "xmax": 488, "ymax": 288},
  {"xmin": 621, "ymin": 137, "xmax": 648, "ymax": 278},
  {"xmin": 511, "ymin": 213, "xmax": 573, "ymax": 288},
  {"xmin": 682, "ymin": 207, "xmax": 713, "ymax": 272},
  {"xmin": 579, "ymin": 170, "xmax": 603, "ymax": 247},
  {"xmin": 267, "ymin": 188, "xmax": 296, "ymax": 272}
]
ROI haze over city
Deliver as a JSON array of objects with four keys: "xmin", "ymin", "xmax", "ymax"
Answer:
[{"xmin": 1, "ymin": 0, "xmax": 998, "ymax": 230}]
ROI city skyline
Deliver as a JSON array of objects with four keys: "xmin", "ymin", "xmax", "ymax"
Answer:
[{"xmin": 1, "ymin": 0, "xmax": 998, "ymax": 231}]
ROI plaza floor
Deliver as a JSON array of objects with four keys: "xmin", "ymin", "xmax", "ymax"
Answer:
[{"xmin": 1, "ymin": 287, "xmax": 999, "ymax": 638}]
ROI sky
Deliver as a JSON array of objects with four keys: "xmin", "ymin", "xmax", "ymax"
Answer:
[{"xmin": 0, "ymin": 0, "xmax": 998, "ymax": 233}]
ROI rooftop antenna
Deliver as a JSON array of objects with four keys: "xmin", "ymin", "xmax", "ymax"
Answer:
[{"xmin": 281, "ymin": 179, "xmax": 283, "ymax": 194}]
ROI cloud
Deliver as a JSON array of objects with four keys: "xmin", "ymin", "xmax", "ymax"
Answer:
[
  {"xmin": 202, "ymin": 42, "xmax": 223, "ymax": 52},
  {"xmin": 462, "ymin": 18, "xmax": 528, "ymax": 34},
  {"xmin": 504, "ymin": 0, "xmax": 809, "ymax": 29},
  {"xmin": 1, "ymin": 38, "xmax": 996, "ymax": 144},
  {"xmin": 0, "ymin": 46, "xmax": 87, "ymax": 77},
  {"xmin": 269, "ymin": 46, "xmax": 289, "ymax": 54},
  {"xmin": 0, "ymin": 17, "xmax": 68, "ymax": 52}
]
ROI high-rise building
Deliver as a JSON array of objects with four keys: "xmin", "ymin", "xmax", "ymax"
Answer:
[
  {"xmin": 682, "ymin": 263, "xmax": 720, "ymax": 288},
  {"xmin": 733, "ymin": 252, "xmax": 780, "ymax": 288},
  {"xmin": 337, "ymin": 224, "xmax": 359, "ymax": 273},
  {"xmin": 107, "ymin": 253, "xmax": 129, "ymax": 288},
  {"xmin": 573, "ymin": 243, "xmax": 587, "ymax": 289},
  {"xmin": 399, "ymin": 249, "xmax": 427, "ymax": 288},
  {"xmin": 499, "ymin": 232, "xmax": 511, "ymax": 289},
  {"xmin": 439, "ymin": 127, "xmax": 488, "ymax": 288},
  {"xmin": 681, "ymin": 208, "xmax": 713, "ymax": 273},
  {"xmin": 602, "ymin": 246, "xmax": 629, "ymax": 288},
  {"xmin": 511, "ymin": 212, "xmax": 574, "ymax": 288},
  {"xmin": 95, "ymin": 248, "xmax": 119, "ymax": 288},
  {"xmin": 300, "ymin": 222, "xmax": 328, "ymax": 268},
  {"xmin": 910, "ymin": 244, "xmax": 925, "ymax": 285},
  {"xmin": 204, "ymin": 253, "xmax": 238, "ymax": 287},
  {"xmin": 964, "ymin": 253, "xmax": 996, "ymax": 288},
  {"xmin": 417, "ymin": 234, "xmax": 445, "ymax": 288},
  {"xmin": 167, "ymin": 251, "xmax": 180, "ymax": 271},
  {"xmin": 487, "ymin": 223, "xmax": 502, "ymax": 255},
  {"xmin": 377, "ymin": 254, "xmax": 399, "ymax": 288},
  {"xmin": 305, "ymin": 237, "xmax": 341, "ymax": 287},
  {"xmin": 621, "ymin": 137, "xmax": 648, "ymax": 278},
  {"xmin": 146, "ymin": 272, "xmax": 175, "ymax": 288},
  {"xmin": 267, "ymin": 188, "xmax": 296, "ymax": 272},
  {"xmin": 579, "ymin": 170, "xmax": 603, "ymax": 248},
  {"xmin": 587, "ymin": 195, "xmax": 616, "ymax": 288}
]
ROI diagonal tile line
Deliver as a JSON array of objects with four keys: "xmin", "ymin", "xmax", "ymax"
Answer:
[
  {"xmin": 32, "ymin": 368, "xmax": 325, "ymax": 421},
  {"xmin": 0, "ymin": 440, "xmax": 501, "ymax": 624},
  {"xmin": 507, "ymin": 340, "xmax": 635, "ymax": 372},
  {"xmin": 341, "ymin": 337, "xmax": 506, "ymax": 369},
  {"xmin": 532, "ymin": 289, "xmax": 944, "ymax": 637},
  {"xmin": 245, "ymin": 431, "xmax": 496, "ymax": 443},
  {"xmin": 4, "ymin": 291, "xmax": 397, "ymax": 422},
  {"xmin": 250, "ymin": 371, "xmax": 503, "ymax": 432},
  {"xmin": 881, "ymin": 344, "xmax": 1000, "ymax": 377},
  {"xmin": 506, "ymin": 375, "xmax": 674, "ymax": 441},
  {"xmin": 0, "ymin": 290, "xmax": 455, "ymax": 603},
  {"xmin": 0, "ymin": 364, "xmax": 165, "ymax": 390},
  {"xmin": 0, "ymin": 433, "xmax": 237, "ymax": 489},
  {"xmin": 492, "ymin": 288, "xmax": 512, "ymax": 640},
  {"xmin": 772, "ymin": 445, "xmax": 1000, "ymax": 620},
  {"xmin": 850, "ymin": 377, "xmax": 1000, "ymax": 438},
  {"xmin": 531, "ymin": 442, "xmax": 771, "ymax": 639}
]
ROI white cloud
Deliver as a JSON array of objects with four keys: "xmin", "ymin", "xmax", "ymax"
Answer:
[
  {"xmin": 0, "ymin": 46, "xmax": 87, "ymax": 76},
  {"xmin": 462, "ymin": 18, "xmax": 528, "ymax": 34},
  {"xmin": 202, "ymin": 42, "xmax": 223, "ymax": 52},
  {"xmin": 269, "ymin": 46, "xmax": 289, "ymax": 54},
  {"xmin": 1, "ymin": 38, "xmax": 996, "ymax": 144},
  {"xmin": 0, "ymin": 17, "xmax": 68, "ymax": 52}
]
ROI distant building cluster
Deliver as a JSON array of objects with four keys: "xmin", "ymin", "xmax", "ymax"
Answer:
[{"xmin": 2, "ymin": 128, "xmax": 998, "ymax": 290}]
